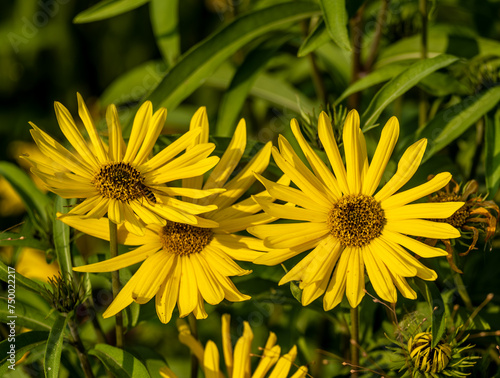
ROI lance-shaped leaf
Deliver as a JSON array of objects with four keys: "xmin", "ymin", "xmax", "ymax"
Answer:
[
  {"xmin": 418, "ymin": 85, "xmax": 500, "ymax": 161},
  {"xmin": 44, "ymin": 314, "xmax": 68, "ymax": 378},
  {"xmin": 485, "ymin": 110, "xmax": 500, "ymax": 198},
  {"xmin": 0, "ymin": 331, "xmax": 48, "ymax": 375},
  {"xmin": 89, "ymin": 344, "xmax": 150, "ymax": 378},
  {"xmin": 128, "ymin": 2, "xmax": 320, "ymax": 132},
  {"xmin": 74, "ymin": 0, "xmax": 150, "ymax": 23},
  {"xmin": 150, "ymin": 0, "xmax": 180, "ymax": 65},
  {"xmin": 361, "ymin": 54, "xmax": 459, "ymax": 130},
  {"xmin": 298, "ymin": 19, "xmax": 330, "ymax": 57},
  {"xmin": 319, "ymin": 0, "xmax": 351, "ymax": 51}
]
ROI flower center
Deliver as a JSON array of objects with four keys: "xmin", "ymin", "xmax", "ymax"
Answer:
[
  {"xmin": 430, "ymin": 193, "xmax": 469, "ymax": 228},
  {"xmin": 409, "ymin": 332, "xmax": 452, "ymax": 373},
  {"xmin": 327, "ymin": 194, "xmax": 386, "ymax": 247},
  {"xmin": 159, "ymin": 221, "xmax": 214, "ymax": 256},
  {"xmin": 92, "ymin": 162, "xmax": 151, "ymax": 202}
]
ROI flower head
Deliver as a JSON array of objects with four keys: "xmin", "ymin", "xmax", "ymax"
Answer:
[
  {"xmin": 426, "ymin": 178, "xmax": 499, "ymax": 273},
  {"xmin": 249, "ymin": 110, "xmax": 464, "ymax": 309},
  {"xmin": 64, "ymin": 108, "xmax": 276, "ymax": 322},
  {"xmin": 159, "ymin": 314, "xmax": 308, "ymax": 378},
  {"xmin": 25, "ymin": 94, "xmax": 221, "ymax": 235}
]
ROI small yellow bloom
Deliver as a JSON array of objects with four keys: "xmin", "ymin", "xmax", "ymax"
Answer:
[
  {"xmin": 64, "ymin": 108, "xmax": 276, "ymax": 322},
  {"xmin": 160, "ymin": 314, "xmax": 308, "ymax": 378},
  {"xmin": 249, "ymin": 110, "xmax": 464, "ymax": 309},
  {"xmin": 25, "ymin": 94, "xmax": 221, "ymax": 235}
]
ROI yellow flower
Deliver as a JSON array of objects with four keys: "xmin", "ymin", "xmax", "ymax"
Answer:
[
  {"xmin": 15, "ymin": 248, "xmax": 60, "ymax": 282},
  {"xmin": 25, "ymin": 94, "xmax": 221, "ymax": 235},
  {"xmin": 160, "ymin": 314, "xmax": 308, "ymax": 378},
  {"xmin": 249, "ymin": 110, "xmax": 464, "ymax": 309},
  {"xmin": 63, "ymin": 108, "xmax": 275, "ymax": 322}
]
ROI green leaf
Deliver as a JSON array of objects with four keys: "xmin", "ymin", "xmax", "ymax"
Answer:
[
  {"xmin": 319, "ymin": 0, "xmax": 351, "ymax": 51},
  {"xmin": 126, "ymin": 346, "xmax": 168, "ymax": 378},
  {"xmin": 0, "ymin": 331, "xmax": 48, "ymax": 375},
  {"xmin": 298, "ymin": 19, "xmax": 330, "ymax": 57},
  {"xmin": 415, "ymin": 280, "xmax": 447, "ymax": 348},
  {"xmin": 0, "ymin": 232, "xmax": 49, "ymax": 250},
  {"xmin": 361, "ymin": 54, "xmax": 459, "ymax": 130},
  {"xmin": 89, "ymin": 344, "xmax": 150, "ymax": 378},
  {"xmin": 0, "ymin": 260, "xmax": 47, "ymax": 295},
  {"xmin": 100, "ymin": 60, "xmax": 168, "ymax": 107},
  {"xmin": 418, "ymin": 85, "xmax": 500, "ymax": 161},
  {"xmin": 44, "ymin": 314, "xmax": 68, "ymax": 378},
  {"xmin": 485, "ymin": 109, "xmax": 500, "ymax": 198},
  {"xmin": 216, "ymin": 34, "xmax": 293, "ymax": 137},
  {"xmin": 129, "ymin": 1, "xmax": 320, "ymax": 132},
  {"xmin": 149, "ymin": 0, "xmax": 179, "ymax": 65},
  {"xmin": 290, "ymin": 281, "xmax": 302, "ymax": 303},
  {"xmin": 0, "ymin": 161, "xmax": 51, "ymax": 226},
  {"xmin": 0, "ymin": 298, "xmax": 54, "ymax": 331},
  {"xmin": 74, "ymin": 0, "xmax": 150, "ymax": 23},
  {"xmin": 53, "ymin": 197, "xmax": 74, "ymax": 280},
  {"xmin": 335, "ymin": 63, "xmax": 410, "ymax": 104}
]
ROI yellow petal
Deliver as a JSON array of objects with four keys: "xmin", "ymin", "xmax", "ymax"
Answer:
[
  {"xmin": 103, "ymin": 275, "xmax": 137, "ymax": 317},
  {"xmin": 211, "ymin": 142, "xmax": 272, "ymax": 210},
  {"xmin": 252, "ymin": 196, "xmax": 328, "ymax": 223},
  {"xmin": 385, "ymin": 202, "xmax": 465, "ymax": 220},
  {"xmin": 278, "ymin": 135, "xmax": 336, "ymax": 202},
  {"xmin": 255, "ymin": 174, "xmax": 330, "ymax": 213},
  {"xmin": 369, "ymin": 237, "xmax": 418, "ymax": 277},
  {"xmin": 123, "ymin": 101, "xmax": 152, "ymax": 163},
  {"xmin": 248, "ymin": 222, "xmax": 329, "ymax": 249},
  {"xmin": 203, "ymin": 341, "xmax": 220, "ymax": 378},
  {"xmin": 29, "ymin": 124, "xmax": 94, "ymax": 178},
  {"xmin": 54, "ymin": 101, "xmax": 99, "ymax": 169},
  {"xmin": 346, "ymin": 247, "xmax": 365, "ymax": 308},
  {"xmin": 268, "ymin": 345, "xmax": 297, "ymax": 378},
  {"xmin": 178, "ymin": 256, "xmax": 199, "ymax": 317},
  {"xmin": 149, "ymin": 156, "xmax": 219, "ymax": 184},
  {"xmin": 252, "ymin": 345, "xmax": 281, "ymax": 378},
  {"xmin": 217, "ymin": 212, "xmax": 276, "ymax": 234},
  {"xmin": 155, "ymin": 256, "xmax": 181, "ymax": 324},
  {"xmin": 291, "ymin": 118, "xmax": 342, "ymax": 198},
  {"xmin": 323, "ymin": 247, "xmax": 350, "ymax": 311},
  {"xmin": 73, "ymin": 244, "xmax": 160, "ymax": 272},
  {"xmin": 140, "ymin": 127, "xmax": 201, "ymax": 172},
  {"xmin": 190, "ymin": 254, "xmax": 225, "ymax": 304},
  {"xmin": 204, "ymin": 119, "xmax": 246, "ymax": 190},
  {"xmin": 133, "ymin": 107, "xmax": 167, "ymax": 166},
  {"xmin": 76, "ymin": 93, "xmax": 108, "ymax": 164},
  {"xmin": 343, "ymin": 110, "xmax": 362, "ymax": 194},
  {"xmin": 106, "ymin": 104, "xmax": 125, "ymax": 161},
  {"xmin": 132, "ymin": 253, "xmax": 174, "ymax": 304},
  {"xmin": 178, "ymin": 318, "xmax": 205, "ymax": 361},
  {"xmin": 363, "ymin": 244, "xmax": 397, "ymax": 303},
  {"xmin": 159, "ymin": 366, "xmax": 178, "ymax": 378},
  {"xmin": 381, "ymin": 229, "xmax": 448, "ymax": 258},
  {"xmin": 362, "ymin": 116, "xmax": 399, "ymax": 196},
  {"xmin": 301, "ymin": 251, "xmax": 337, "ymax": 306},
  {"xmin": 202, "ymin": 246, "xmax": 250, "ymax": 277},
  {"xmin": 317, "ymin": 111, "xmax": 349, "ymax": 194},
  {"xmin": 233, "ymin": 322, "xmax": 253, "ymax": 378},
  {"xmin": 384, "ymin": 219, "xmax": 460, "ymax": 239},
  {"xmin": 375, "ymin": 138, "xmax": 427, "ymax": 202},
  {"xmin": 222, "ymin": 314, "xmax": 233, "ymax": 377},
  {"xmin": 389, "ymin": 272, "xmax": 417, "ymax": 299},
  {"xmin": 272, "ymin": 146, "xmax": 331, "ymax": 207}
]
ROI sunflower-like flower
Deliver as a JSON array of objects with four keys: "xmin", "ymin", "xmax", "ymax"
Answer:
[
  {"xmin": 249, "ymin": 110, "xmax": 464, "ymax": 309},
  {"xmin": 426, "ymin": 178, "xmax": 499, "ymax": 273},
  {"xmin": 25, "ymin": 94, "xmax": 222, "ymax": 235},
  {"xmin": 63, "ymin": 108, "xmax": 275, "ymax": 322},
  {"xmin": 159, "ymin": 314, "xmax": 308, "ymax": 378}
]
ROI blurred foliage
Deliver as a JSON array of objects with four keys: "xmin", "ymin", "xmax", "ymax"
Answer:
[{"xmin": 1, "ymin": 0, "xmax": 500, "ymax": 377}]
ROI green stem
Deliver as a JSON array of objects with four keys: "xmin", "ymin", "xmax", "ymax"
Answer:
[
  {"xmin": 189, "ymin": 314, "xmax": 199, "ymax": 378},
  {"xmin": 348, "ymin": 4, "xmax": 365, "ymax": 110},
  {"xmin": 453, "ymin": 270, "xmax": 474, "ymax": 311},
  {"xmin": 68, "ymin": 317, "xmax": 95, "ymax": 378},
  {"xmin": 350, "ymin": 306, "xmax": 359, "ymax": 378},
  {"xmin": 109, "ymin": 220, "xmax": 123, "ymax": 348},
  {"xmin": 365, "ymin": 0, "xmax": 389, "ymax": 72},
  {"xmin": 418, "ymin": 0, "xmax": 428, "ymax": 128}
]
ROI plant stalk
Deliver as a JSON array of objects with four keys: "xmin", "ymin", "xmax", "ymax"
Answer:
[
  {"xmin": 365, "ymin": 0, "xmax": 389, "ymax": 71},
  {"xmin": 109, "ymin": 220, "xmax": 123, "ymax": 348},
  {"xmin": 68, "ymin": 317, "xmax": 95, "ymax": 378},
  {"xmin": 418, "ymin": 0, "xmax": 429, "ymax": 128},
  {"xmin": 189, "ymin": 314, "xmax": 199, "ymax": 378},
  {"xmin": 350, "ymin": 306, "xmax": 359, "ymax": 378},
  {"xmin": 348, "ymin": 4, "xmax": 365, "ymax": 110}
]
